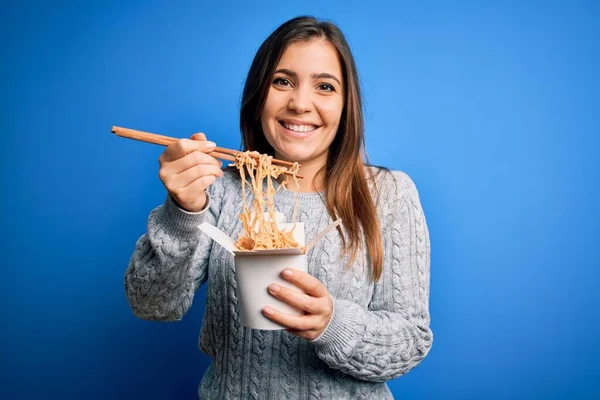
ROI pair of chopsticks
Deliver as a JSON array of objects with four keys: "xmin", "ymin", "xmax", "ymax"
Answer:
[{"xmin": 111, "ymin": 126, "xmax": 302, "ymax": 178}]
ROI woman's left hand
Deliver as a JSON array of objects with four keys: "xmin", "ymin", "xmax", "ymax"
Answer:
[{"xmin": 262, "ymin": 268, "xmax": 333, "ymax": 340}]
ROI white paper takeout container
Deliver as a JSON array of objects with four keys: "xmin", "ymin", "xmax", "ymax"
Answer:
[{"xmin": 198, "ymin": 214, "xmax": 341, "ymax": 330}]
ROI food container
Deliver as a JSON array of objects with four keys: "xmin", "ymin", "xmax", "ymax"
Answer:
[{"xmin": 198, "ymin": 214, "xmax": 341, "ymax": 330}]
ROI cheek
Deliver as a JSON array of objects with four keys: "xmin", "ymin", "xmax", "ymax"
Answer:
[
  {"xmin": 321, "ymin": 100, "xmax": 344, "ymax": 130},
  {"xmin": 261, "ymin": 91, "xmax": 285, "ymax": 133},
  {"xmin": 260, "ymin": 103, "xmax": 275, "ymax": 137},
  {"xmin": 264, "ymin": 88, "xmax": 288, "ymax": 114}
]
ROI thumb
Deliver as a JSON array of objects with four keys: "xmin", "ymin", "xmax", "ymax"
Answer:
[{"xmin": 191, "ymin": 132, "xmax": 207, "ymax": 141}]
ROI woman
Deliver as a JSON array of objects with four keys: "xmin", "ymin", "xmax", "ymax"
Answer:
[{"xmin": 125, "ymin": 15, "xmax": 432, "ymax": 399}]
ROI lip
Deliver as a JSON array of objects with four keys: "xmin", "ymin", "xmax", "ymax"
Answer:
[
  {"xmin": 278, "ymin": 118, "xmax": 321, "ymax": 126},
  {"xmin": 278, "ymin": 120, "xmax": 320, "ymax": 138}
]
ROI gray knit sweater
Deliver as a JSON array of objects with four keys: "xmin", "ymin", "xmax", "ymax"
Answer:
[{"xmin": 124, "ymin": 167, "xmax": 432, "ymax": 399}]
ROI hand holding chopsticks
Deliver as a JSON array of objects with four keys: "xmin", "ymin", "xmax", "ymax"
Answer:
[{"xmin": 111, "ymin": 126, "xmax": 302, "ymax": 179}]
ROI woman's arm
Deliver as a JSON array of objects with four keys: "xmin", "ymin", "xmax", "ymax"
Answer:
[
  {"xmin": 124, "ymin": 188, "xmax": 221, "ymax": 321},
  {"xmin": 310, "ymin": 171, "xmax": 433, "ymax": 382}
]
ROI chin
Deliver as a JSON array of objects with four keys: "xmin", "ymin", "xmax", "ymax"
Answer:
[{"xmin": 274, "ymin": 145, "xmax": 315, "ymax": 163}]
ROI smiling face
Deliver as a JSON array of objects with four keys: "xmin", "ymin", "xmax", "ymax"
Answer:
[{"xmin": 260, "ymin": 39, "xmax": 345, "ymax": 169}]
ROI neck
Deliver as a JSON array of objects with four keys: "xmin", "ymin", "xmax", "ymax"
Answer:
[{"xmin": 277, "ymin": 153, "xmax": 326, "ymax": 193}]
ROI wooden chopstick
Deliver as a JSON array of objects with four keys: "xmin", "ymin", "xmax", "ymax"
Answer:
[
  {"xmin": 143, "ymin": 130, "xmax": 297, "ymax": 168},
  {"xmin": 111, "ymin": 126, "xmax": 303, "ymax": 178},
  {"xmin": 110, "ymin": 126, "xmax": 234, "ymax": 161},
  {"xmin": 111, "ymin": 126, "xmax": 297, "ymax": 167}
]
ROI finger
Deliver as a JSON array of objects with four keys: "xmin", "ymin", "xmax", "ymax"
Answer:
[
  {"xmin": 268, "ymin": 284, "xmax": 324, "ymax": 315},
  {"xmin": 174, "ymin": 164, "xmax": 224, "ymax": 188},
  {"xmin": 161, "ymin": 139, "xmax": 194, "ymax": 162},
  {"xmin": 189, "ymin": 134, "xmax": 223, "ymax": 166},
  {"xmin": 262, "ymin": 306, "xmax": 320, "ymax": 331},
  {"xmin": 190, "ymin": 132, "xmax": 207, "ymax": 141},
  {"xmin": 170, "ymin": 150, "xmax": 221, "ymax": 173},
  {"xmin": 159, "ymin": 152, "xmax": 220, "ymax": 184},
  {"xmin": 161, "ymin": 139, "xmax": 216, "ymax": 162},
  {"xmin": 286, "ymin": 328, "xmax": 323, "ymax": 341},
  {"xmin": 171, "ymin": 175, "xmax": 217, "ymax": 206},
  {"xmin": 280, "ymin": 269, "xmax": 329, "ymax": 298}
]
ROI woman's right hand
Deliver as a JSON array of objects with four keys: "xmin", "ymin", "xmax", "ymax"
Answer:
[{"xmin": 158, "ymin": 133, "xmax": 224, "ymax": 212}]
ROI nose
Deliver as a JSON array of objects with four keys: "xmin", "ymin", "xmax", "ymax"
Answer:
[{"xmin": 287, "ymin": 86, "xmax": 312, "ymax": 114}]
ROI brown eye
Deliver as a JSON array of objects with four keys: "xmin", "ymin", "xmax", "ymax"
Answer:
[
  {"xmin": 273, "ymin": 77, "xmax": 292, "ymax": 87},
  {"xmin": 318, "ymin": 83, "xmax": 335, "ymax": 92}
]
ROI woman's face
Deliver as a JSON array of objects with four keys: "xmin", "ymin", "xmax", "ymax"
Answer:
[{"xmin": 260, "ymin": 39, "xmax": 344, "ymax": 166}]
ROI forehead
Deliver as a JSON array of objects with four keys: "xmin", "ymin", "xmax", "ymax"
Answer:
[{"xmin": 277, "ymin": 39, "xmax": 342, "ymax": 78}]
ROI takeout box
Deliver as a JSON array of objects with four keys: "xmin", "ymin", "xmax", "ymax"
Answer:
[{"xmin": 198, "ymin": 214, "xmax": 341, "ymax": 330}]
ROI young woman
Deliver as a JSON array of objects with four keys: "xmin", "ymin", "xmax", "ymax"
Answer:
[{"xmin": 124, "ymin": 16, "xmax": 432, "ymax": 399}]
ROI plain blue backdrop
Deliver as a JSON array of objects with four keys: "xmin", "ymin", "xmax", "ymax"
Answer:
[{"xmin": 2, "ymin": 0, "xmax": 599, "ymax": 399}]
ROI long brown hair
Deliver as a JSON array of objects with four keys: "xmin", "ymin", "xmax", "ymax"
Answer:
[{"xmin": 240, "ymin": 16, "xmax": 384, "ymax": 281}]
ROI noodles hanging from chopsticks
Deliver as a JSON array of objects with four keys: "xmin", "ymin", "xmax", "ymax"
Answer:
[{"xmin": 233, "ymin": 152, "xmax": 300, "ymax": 250}]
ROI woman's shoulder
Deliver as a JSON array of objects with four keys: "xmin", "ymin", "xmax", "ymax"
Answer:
[{"xmin": 364, "ymin": 165, "xmax": 419, "ymax": 199}]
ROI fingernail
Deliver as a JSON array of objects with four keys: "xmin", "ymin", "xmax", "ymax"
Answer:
[
  {"xmin": 263, "ymin": 307, "xmax": 274, "ymax": 316},
  {"xmin": 282, "ymin": 269, "xmax": 293, "ymax": 278},
  {"xmin": 269, "ymin": 284, "xmax": 281, "ymax": 293},
  {"xmin": 205, "ymin": 141, "xmax": 216, "ymax": 149}
]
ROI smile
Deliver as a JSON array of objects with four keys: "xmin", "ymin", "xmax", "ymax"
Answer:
[
  {"xmin": 282, "ymin": 122, "xmax": 317, "ymax": 132},
  {"xmin": 278, "ymin": 120, "xmax": 321, "ymax": 138}
]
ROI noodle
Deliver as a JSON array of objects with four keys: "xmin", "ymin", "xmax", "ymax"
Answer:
[{"xmin": 233, "ymin": 152, "xmax": 300, "ymax": 251}]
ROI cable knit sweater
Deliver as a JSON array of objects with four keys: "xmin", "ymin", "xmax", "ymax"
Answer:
[{"xmin": 124, "ymin": 167, "xmax": 432, "ymax": 399}]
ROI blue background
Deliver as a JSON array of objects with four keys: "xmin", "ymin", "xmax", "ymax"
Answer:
[{"xmin": 2, "ymin": 0, "xmax": 599, "ymax": 399}]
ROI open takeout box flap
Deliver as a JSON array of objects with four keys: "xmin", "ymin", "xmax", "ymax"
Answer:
[
  {"xmin": 304, "ymin": 218, "xmax": 342, "ymax": 251},
  {"xmin": 198, "ymin": 222, "xmax": 238, "ymax": 255},
  {"xmin": 198, "ymin": 218, "xmax": 342, "ymax": 255}
]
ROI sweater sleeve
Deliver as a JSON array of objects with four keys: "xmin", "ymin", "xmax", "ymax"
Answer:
[
  {"xmin": 310, "ymin": 171, "xmax": 433, "ymax": 382},
  {"xmin": 124, "ymin": 186, "xmax": 222, "ymax": 321}
]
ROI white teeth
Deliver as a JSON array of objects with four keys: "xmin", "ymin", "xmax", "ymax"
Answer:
[{"xmin": 283, "ymin": 122, "xmax": 317, "ymax": 133}]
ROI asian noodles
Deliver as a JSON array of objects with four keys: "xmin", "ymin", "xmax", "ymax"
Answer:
[{"xmin": 233, "ymin": 152, "xmax": 300, "ymax": 251}]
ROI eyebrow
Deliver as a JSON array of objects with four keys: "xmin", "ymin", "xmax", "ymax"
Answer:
[{"xmin": 275, "ymin": 68, "xmax": 342, "ymax": 86}]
